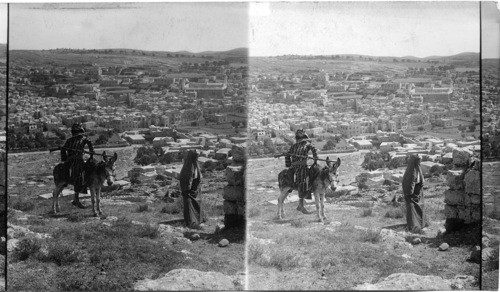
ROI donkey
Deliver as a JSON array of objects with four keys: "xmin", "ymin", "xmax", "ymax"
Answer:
[
  {"xmin": 53, "ymin": 152, "xmax": 117, "ymax": 217},
  {"xmin": 277, "ymin": 157, "xmax": 341, "ymax": 222}
]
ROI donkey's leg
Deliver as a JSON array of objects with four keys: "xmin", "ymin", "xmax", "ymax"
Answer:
[
  {"xmin": 320, "ymin": 194, "xmax": 327, "ymax": 220},
  {"xmin": 96, "ymin": 187, "xmax": 102, "ymax": 216},
  {"xmin": 314, "ymin": 192, "xmax": 323, "ymax": 223},
  {"xmin": 89, "ymin": 188, "xmax": 98, "ymax": 217},
  {"xmin": 52, "ymin": 184, "xmax": 64, "ymax": 214},
  {"xmin": 278, "ymin": 188, "xmax": 292, "ymax": 219}
]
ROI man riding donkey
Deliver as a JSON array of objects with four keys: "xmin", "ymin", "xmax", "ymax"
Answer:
[
  {"xmin": 60, "ymin": 123, "xmax": 94, "ymax": 209},
  {"xmin": 284, "ymin": 129, "xmax": 319, "ymax": 214}
]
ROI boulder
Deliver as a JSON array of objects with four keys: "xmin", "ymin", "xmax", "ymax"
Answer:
[
  {"xmin": 420, "ymin": 161, "xmax": 445, "ymax": 177},
  {"xmin": 439, "ymin": 243, "xmax": 449, "ymax": 251},
  {"xmin": 446, "ymin": 169, "xmax": 464, "ymax": 190},
  {"xmin": 328, "ymin": 185, "xmax": 359, "ymax": 197},
  {"xmin": 133, "ymin": 269, "xmax": 236, "ymax": 291},
  {"xmin": 452, "ymin": 148, "xmax": 472, "ymax": 167},
  {"xmin": 218, "ymin": 239, "xmax": 230, "ymax": 247},
  {"xmin": 464, "ymin": 170, "xmax": 480, "ymax": 195},
  {"xmin": 354, "ymin": 273, "xmax": 451, "ymax": 290}
]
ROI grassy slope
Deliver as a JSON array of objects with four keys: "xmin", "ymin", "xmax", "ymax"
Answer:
[{"xmin": 7, "ymin": 150, "xmax": 244, "ymax": 291}]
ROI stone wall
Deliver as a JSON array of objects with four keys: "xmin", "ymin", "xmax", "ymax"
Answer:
[
  {"xmin": 222, "ymin": 145, "xmax": 246, "ymax": 227},
  {"xmin": 444, "ymin": 148, "xmax": 480, "ymax": 231},
  {"xmin": 483, "ymin": 162, "xmax": 500, "ymax": 219}
]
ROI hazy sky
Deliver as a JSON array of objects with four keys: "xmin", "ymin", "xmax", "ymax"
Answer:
[
  {"xmin": 10, "ymin": 3, "xmax": 248, "ymax": 52},
  {"xmin": 482, "ymin": 1, "xmax": 500, "ymax": 59},
  {"xmin": 249, "ymin": 2, "xmax": 480, "ymax": 57},
  {"xmin": 0, "ymin": 4, "xmax": 6, "ymax": 44}
]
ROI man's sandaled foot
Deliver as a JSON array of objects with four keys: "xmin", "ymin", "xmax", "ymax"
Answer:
[
  {"xmin": 72, "ymin": 201, "xmax": 87, "ymax": 209},
  {"xmin": 296, "ymin": 205, "xmax": 312, "ymax": 214}
]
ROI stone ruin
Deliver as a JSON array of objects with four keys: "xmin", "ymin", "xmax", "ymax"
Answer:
[
  {"xmin": 444, "ymin": 147, "xmax": 480, "ymax": 231},
  {"xmin": 222, "ymin": 145, "xmax": 246, "ymax": 228}
]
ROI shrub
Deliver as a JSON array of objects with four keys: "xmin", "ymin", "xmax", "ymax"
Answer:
[
  {"xmin": 268, "ymin": 249, "xmax": 301, "ymax": 271},
  {"xmin": 67, "ymin": 213, "xmax": 86, "ymax": 223},
  {"xmin": 361, "ymin": 208, "xmax": 373, "ymax": 217},
  {"xmin": 360, "ymin": 228, "xmax": 382, "ymax": 243},
  {"xmin": 136, "ymin": 204, "xmax": 149, "ymax": 212},
  {"xmin": 290, "ymin": 219, "xmax": 306, "ymax": 228},
  {"xmin": 12, "ymin": 238, "xmax": 42, "ymax": 261},
  {"xmin": 247, "ymin": 242, "xmax": 265, "ymax": 264},
  {"xmin": 136, "ymin": 224, "xmax": 160, "ymax": 239},
  {"xmin": 248, "ymin": 206, "xmax": 261, "ymax": 218},
  {"xmin": 10, "ymin": 196, "xmax": 35, "ymax": 212},
  {"xmin": 45, "ymin": 241, "xmax": 86, "ymax": 265},
  {"xmin": 161, "ymin": 202, "xmax": 182, "ymax": 215},
  {"xmin": 385, "ymin": 205, "xmax": 405, "ymax": 219}
]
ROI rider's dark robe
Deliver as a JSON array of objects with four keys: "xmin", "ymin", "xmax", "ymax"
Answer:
[
  {"xmin": 61, "ymin": 134, "xmax": 94, "ymax": 193},
  {"xmin": 285, "ymin": 139, "xmax": 318, "ymax": 199}
]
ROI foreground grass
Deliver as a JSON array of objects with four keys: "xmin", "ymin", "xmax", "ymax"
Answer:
[{"xmin": 9, "ymin": 218, "xmax": 185, "ymax": 291}]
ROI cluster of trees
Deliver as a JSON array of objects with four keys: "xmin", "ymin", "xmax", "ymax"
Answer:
[
  {"xmin": 322, "ymin": 136, "xmax": 341, "ymax": 151},
  {"xmin": 248, "ymin": 138, "xmax": 290, "ymax": 157},
  {"xmin": 134, "ymin": 146, "xmax": 176, "ymax": 166}
]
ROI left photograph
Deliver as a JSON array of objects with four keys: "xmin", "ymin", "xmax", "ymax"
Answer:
[{"xmin": 7, "ymin": 3, "xmax": 247, "ymax": 291}]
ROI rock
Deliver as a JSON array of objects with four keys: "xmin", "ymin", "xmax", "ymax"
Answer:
[
  {"xmin": 437, "ymin": 227, "xmax": 447, "ymax": 238},
  {"xmin": 329, "ymin": 185, "xmax": 359, "ymax": 197},
  {"xmin": 218, "ymin": 239, "xmax": 229, "ymax": 247},
  {"xmin": 215, "ymin": 223, "xmax": 225, "ymax": 234},
  {"xmin": 446, "ymin": 169, "xmax": 464, "ymax": 190},
  {"xmin": 444, "ymin": 191, "xmax": 465, "ymax": 207},
  {"xmin": 133, "ymin": 268, "xmax": 237, "ymax": 291},
  {"xmin": 354, "ymin": 273, "xmax": 451, "ymax": 290},
  {"xmin": 447, "ymin": 275, "xmax": 476, "ymax": 290},
  {"xmin": 420, "ymin": 161, "xmax": 445, "ymax": 177},
  {"xmin": 411, "ymin": 238, "xmax": 422, "ymax": 245},
  {"xmin": 453, "ymin": 148, "xmax": 472, "ymax": 167},
  {"xmin": 438, "ymin": 243, "xmax": 449, "ymax": 251},
  {"xmin": 172, "ymin": 237, "xmax": 192, "ymax": 246},
  {"xmin": 469, "ymin": 246, "xmax": 481, "ymax": 263},
  {"xmin": 482, "ymin": 247, "xmax": 496, "ymax": 262},
  {"xmin": 482, "ymin": 236, "xmax": 491, "ymax": 248},
  {"xmin": 464, "ymin": 170, "xmax": 480, "ymax": 195},
  {"xmin": 190, "ymin": 233, "xmax": 200, "ymax": 241},
  {"xmin": 7, "ymin": 239, "xmax": 19, "ymax": 252}
]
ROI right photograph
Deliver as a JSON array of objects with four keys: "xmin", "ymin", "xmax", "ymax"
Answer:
[{"xmin": 247, "ymin": 2, "xmax": 482, "ymax": 290}]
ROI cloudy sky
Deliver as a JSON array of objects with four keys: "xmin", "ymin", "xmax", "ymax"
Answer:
[
  {"xmin": 10, "ymin": 3, "xmax": 248, "ymax": 52},
  {"xmin": 249, "ymin": 2, "xmax": 480, "ymax": 57},
  {"xmin": 0, "ymin": 4, "xmax": 6, "ymax": 44},
  {"xmin": 482, "ymin": 1, "xmax": 500, "ymax": 59}
]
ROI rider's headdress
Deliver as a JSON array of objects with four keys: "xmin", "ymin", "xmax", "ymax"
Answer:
[
  {"xmin": 295, "ymin": 129, "xmax": 309, "ymax": 141},
  {"xmin": 71, "ymin": 123, "xmax": 85, "ymax": 135}
]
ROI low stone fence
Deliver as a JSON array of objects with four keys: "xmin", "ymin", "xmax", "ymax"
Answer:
[
  {"xmin": 222, "ymin": 145, "xmax": 246, "ymax": 227},
  {"xmin": 444, "ymin": 148, "xmax": 480, "ymax": 230}
]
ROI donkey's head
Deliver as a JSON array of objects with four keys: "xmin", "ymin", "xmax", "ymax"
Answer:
[
  {"xmin": 102, "ymin": 151, "xmax": 118, "ymax": 186},
  {"xmin": 324, "ymin": 156, "xmax": 341, "ymax": 192}
]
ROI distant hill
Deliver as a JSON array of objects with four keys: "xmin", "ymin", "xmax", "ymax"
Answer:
[{"xmin": 9, "ymin": 47, "xmax": 248, "ymax": 67}]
